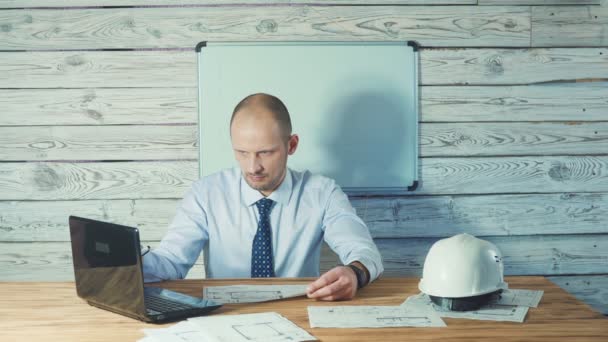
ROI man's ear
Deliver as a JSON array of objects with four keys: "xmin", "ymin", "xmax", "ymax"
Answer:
[{"xmin": 287, "ymin": 134, "xmax": 299, "ymax": 155}]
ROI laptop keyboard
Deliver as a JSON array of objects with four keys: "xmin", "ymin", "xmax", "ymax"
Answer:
[{"xmin": 144, "ymin": 293, "xmax": 196, "ymax": 314}]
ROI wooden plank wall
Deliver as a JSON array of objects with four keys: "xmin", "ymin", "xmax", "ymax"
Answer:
[{"xmin": 0, "ymin": 0, "xmax": 607, "ymax": 314}]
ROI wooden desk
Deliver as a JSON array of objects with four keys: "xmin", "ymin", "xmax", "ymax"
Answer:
[{"xmin": 1, "ymin": 277, "xmax": 606, "ymax": 342}]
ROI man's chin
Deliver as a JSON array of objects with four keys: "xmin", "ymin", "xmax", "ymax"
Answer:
[{"xmin": 245, "ymin": 179, "xmax": 270, "ymax": 191}]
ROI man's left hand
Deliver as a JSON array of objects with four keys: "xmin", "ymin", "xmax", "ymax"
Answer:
[{"xmin": 306, "ymin": 266, "xmax": 357, "ymax": 301}]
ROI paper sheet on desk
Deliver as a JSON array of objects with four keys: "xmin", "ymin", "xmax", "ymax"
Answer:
[
  {"xmin": 307, "ymin": 305, "xmax": 446, "ymax": 328},
  {"xmin": 491, "ymin": 289, "xmax": 543, "ymax": 308},
  {"xmin": 140, "ymin": 321, "xmax": 210, "ymax": 342},
  {"xmin": 202, "ymin": 284, "xmax": 308, "ymax": 304},
  {"xmin": 188, "ymin": 312, "xmax": 317, "ymax": 342},
  {"xmin": 402, "ymin": 293, "xmax": 529, "ymax": 323}
]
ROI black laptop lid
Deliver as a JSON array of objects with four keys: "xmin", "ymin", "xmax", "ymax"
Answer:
[{"xmin": 69, "ymin": 216, "xmax": 147, "ymax": 317}]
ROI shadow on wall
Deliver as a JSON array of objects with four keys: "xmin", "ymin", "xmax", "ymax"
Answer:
[{"xmin": 320, "ymin": 91, "xmax": 409, "ymax": 190}]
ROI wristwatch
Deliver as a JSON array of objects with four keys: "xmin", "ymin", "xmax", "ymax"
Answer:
[{"xmin": 347, "ymin": 264, "xmax": 368, "ymax": 289}]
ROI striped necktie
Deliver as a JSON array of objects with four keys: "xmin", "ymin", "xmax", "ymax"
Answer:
[{"xmin": 251, "ymin": 198, "xmax": 275, "ymax": 277}]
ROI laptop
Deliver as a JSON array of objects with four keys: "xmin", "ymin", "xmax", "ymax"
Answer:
[{"xmin": 68, "ymin": 215, "xmax": 222, "ymax": 323}]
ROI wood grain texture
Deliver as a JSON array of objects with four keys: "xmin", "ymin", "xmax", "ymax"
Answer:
[
  {"xmin": 532, "ymin": 6, "xmax": 608, "ymax": 47},
  {"xmin": 0, "ymin": 51, "xmax": 196, "ymax": 88},
  {"xmin": 2, "ymin": 234, "xmax": 607, "ymax": 281},
  {"xmin": 0, "ymin": 162, "xmax": 198, "ymax": 201},
  {"xmin": 420, "ymin": 83, "xmax": 608, "ymax": 122},
  {"xmin": 2, "ymin": 193, "xmax": 607, "ymax": 242},
  {"xmin": 0, "ymin": 122, "xmax": 605, "ymax": 161},
  {"xmin": 481, "ymin": 0, "xmax": 600, "ymax": 4},
  {"xmin": 2, "ymin": 83, "xmax": 607, "ymax": 126},
  {"xmin": 0, "ymin": 6, "xmax": 530, "ymax": 49},
  {"xmin": 549, "ymin": 275, "xmax": 608, "ymax": 315},
  {"xmin": 0, "ymin": 125, "xmax": 198, "ymax": 161},
  {"xmin": 1, "ymin": 278, "xmax": 606, "ymax": 341},
  {"xmin": 0, "ymin": 241, "xmax": 206, "ymax": 281},
  {"xmin": 353, "ymin": 192, "xmax": 608, "ymax": 238},
  {"xmin": 0, "ymin": 157, "xmax": 606, "ymax": 200},
  {"xmin": 421, "ymin": 48, "xmax": 608, "ymax": 85},
  {"xmin": 0, "ymin": 199, "xmax": 179, "ymax": 242},
  {"xmin": 0, "ymin": 88, "xmax": 197, "ymax": 126},
  {"xmin": 376, "ymin": 235, "xmax": 608, "ymax": 277},
  {"xmin": 3, "ymin": 49, "xmax": 607, "ymax": 88},
  {"xmin": 0, "ymin": 0, "xmax": 478, "ymax": 8},
  {"xmin": 421, "ymin": 122, "xmax": 608, "ymax": 156}
]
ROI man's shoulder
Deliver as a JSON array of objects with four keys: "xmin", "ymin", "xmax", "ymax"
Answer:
[
  {"xmin": 191, "ymin": 167, "xmax": 240, "ymax": 192},
  {"xmin": 290, "ymin": 168, "xmax": 337, "ymax": 192}
]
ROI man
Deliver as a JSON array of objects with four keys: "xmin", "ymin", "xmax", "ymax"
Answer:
[{"xmin": 143, "ymin": 93, "xmax": 383, "ymax": 300}]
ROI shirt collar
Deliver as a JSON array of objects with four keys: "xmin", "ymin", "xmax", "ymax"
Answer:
[{"xmin": 241, "ymin": 168, "xmax": 293, "ymax": 207}]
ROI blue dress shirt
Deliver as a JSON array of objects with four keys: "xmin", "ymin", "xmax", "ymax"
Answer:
[{"xmin": 143, "ymin": 167, "xmax": 384, "ymax": 282}]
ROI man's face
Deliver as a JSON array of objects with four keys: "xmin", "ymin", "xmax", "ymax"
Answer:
[{"xmin": 230, "ymin": 108, "xmax": 297, "ymax": 196}]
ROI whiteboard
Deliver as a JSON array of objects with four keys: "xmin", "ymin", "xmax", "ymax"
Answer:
[{"xmin": 197, "ymin": 41, "xmax": 419, "ymax": 192}]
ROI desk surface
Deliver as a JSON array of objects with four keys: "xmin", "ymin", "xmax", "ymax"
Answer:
[{"xmin": 1, "ymin": 277, "xmax": 606, "ymax": 342}]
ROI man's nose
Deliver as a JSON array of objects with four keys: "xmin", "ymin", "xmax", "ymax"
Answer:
[{"xmin": 247, "ymin": 155, "xmax": 263, "ymax": 174}]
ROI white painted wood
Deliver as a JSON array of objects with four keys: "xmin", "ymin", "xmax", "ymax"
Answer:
[
  {"xmin": 0, "ymin": 125, "xmax": 198, "ymax": 161},
  {"xmin": 481, "ymin": 0, "xmax": 599, "ymax": 4},
  {"xmin": 0, "ymin": 157, "xmax": 606, "ymax": 200},
  {"xmin": 420, "ymin": 83, "xmax": 608, "ymax": 122},
  {"xmin": 0, "ymin": 122, "xmax": 604, "ymax": 161},
  {"xmin": 532, "ymin": 6, "xmax": 608, "ymax": 47},
  {"xmin": 3, "ymin": 49, "xmax": 607, "ymax": 88},
  {"xmin": 421, "ymin": 122, "xmax": 608, "ymax": 156},
  {"xmin": 2, "ymin": 234, "xmax": 606, "ymax": 280},
  {"xmin": 549, "ymin": 275, "xmax": 608, "ymax": 315},
  {"xmin": 0, "ymin": 0, "xmax": 477, "ymax": 8},
  {"xmin": 421, "ymin": 48, "xmax": 608, "ymax": 85},
  {"xmin": 375, "ymin": 234, "xmax": 608, "ymax": 276},
  {"xmin": 0, "ymin": 88, "xmax": 197, "ymax": 126},
  {"xmin": 2, "ymin": 193, "xmax": 607, "ymax": 241},
  {"xmin": 0, "ymin": 6, "xmax": 530, "ymax": 49},
  {"xmin": 2, "ymin": 83, "xmax": 607, "ymax": 126},
  {"xmin": 0, "ymin": 199, "xmax": 179, "ymax": 242},
  {"xmin": 0, "ymin": 241, "xmax": 206, "ymax": 281},
  {"xmin": 0, "ymin": 51, "xmax": 196, "ymax": 88},
  {"xmin": 353, "ymin": 193, "xmax": 608, "ymax": 238},
  {"xmin": 0, "ymin": 162, "xmax": 198, "ymax": 201}
]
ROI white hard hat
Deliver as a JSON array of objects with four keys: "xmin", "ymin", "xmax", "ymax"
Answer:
[{"xmin": 419, "ymin": 233, "xmax": 508, "ymax": 299}]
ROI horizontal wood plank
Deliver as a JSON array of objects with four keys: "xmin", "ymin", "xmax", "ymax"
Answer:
[
  {"xmin": 2, "ymin": 193, "xmax": 607, "ymax": 241},
  {"xmin": 481, "ymin": 0, "xmax": 600, "ymax": 4},
  {"xmin": 0, "ymin": 6, "xmax": 530, "ymax": 49},
  {"xmin": 3, "ymin": 49, "xmax": 608, "ymax": 88},
  {"xmin": 2, "ymin": 234, "xmax": 607, "ymax": 280},
  {"xmin": 532, "ymin": 6, "xmax": 608, "ymax": 47},
  {"xmin": 421, "ymin": 122, "xmax": 608, "ymax": 156},
  {"xmin": 2, "ymin": 83, "xmax": 607, "ymax": 126},
  {"xmin": 0, "ymin": 51, "xmax": 196, "ymax": 88},
  {"xmin": 0, "ymin": 122, "xmax": 605, "ymax": 160},
  {"xmin": 375, "ymin": 234, "xmax": 608, "ymax": 277},
  {"xmin": 0, "ymin": 157, "xmax": 607, "ymax": 200},
  {"xmin": 0, "ymin": 0, "xmax": 477, "ymax": 8},
  {"xmin": 549, "ymin": 275, "xmax": 608, "ymax": 315},
  {"xmin": 355, "ymin": 192, "xmax": 608, "ymax": 238},
  {"xmin": 0, "ymin": 88, "xmax": 197, "ymax": 125},
  {"xmin": 420, "ymin": 83, "xmax": 608, "ymax": 122},
  {"xmin": 0, "ymin": 161, "xmax": 198, "ymax": 200},
  {"xmin": 0, "ymin": 125, "xmax": 198, "ymax": 161},
  {"xmin": 0, "ymin": 241, "xmax": 206, "ymax": 281},
  {"xmin": 421, "ymin": 48, "xmax": 608, "ymax": 85}
]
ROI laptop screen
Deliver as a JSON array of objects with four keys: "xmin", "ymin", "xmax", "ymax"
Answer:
[{"xmin": 69, "ymin": 216, "xmax": 147, "ymax": 317}]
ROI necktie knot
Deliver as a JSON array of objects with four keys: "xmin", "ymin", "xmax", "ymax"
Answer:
[{"xmin": 255, "ymin": 198, "xmax": 274, "ymax": 218}]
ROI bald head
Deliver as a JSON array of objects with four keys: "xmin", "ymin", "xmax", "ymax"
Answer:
[{"xmin": 230, "ymin": 93, "xmax": 292, "ymax": 141}]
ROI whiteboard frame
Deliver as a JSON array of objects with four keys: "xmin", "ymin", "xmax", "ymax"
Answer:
[{"xmin": 196, "ymin": 41, "xmax": 420, "ymax": 193}]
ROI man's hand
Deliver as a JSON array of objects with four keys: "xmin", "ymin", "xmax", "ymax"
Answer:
[{"xmin": 306, "ymin": 266, "xmax": 358, "ymax": 301}]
